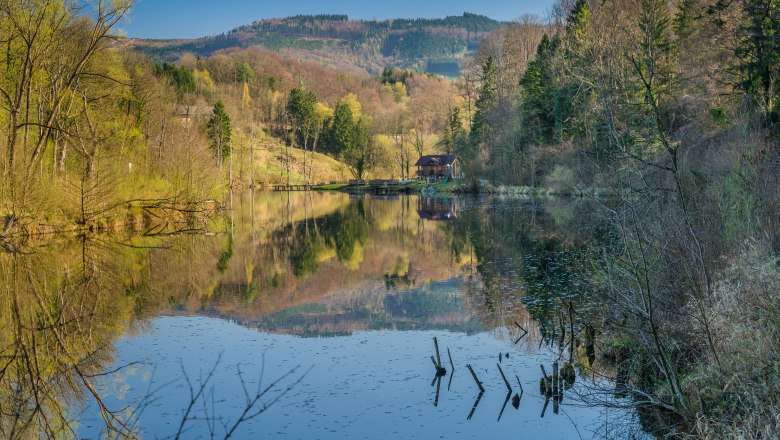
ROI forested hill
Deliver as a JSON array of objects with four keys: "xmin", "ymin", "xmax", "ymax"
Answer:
[{"xmin": 130, "ymin": 13, "xmax": 505, "ymax": 76}]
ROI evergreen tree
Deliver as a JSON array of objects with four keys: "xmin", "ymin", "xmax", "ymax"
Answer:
[
  {"xmin": 328, "ymin": 101, "xmax": 355, "ymax": 156},
  {"xmin": 674, "ymin": 0, "xmax": 701, "ymax": 40},
  {"xmin": 380, "ymin": 67, "xmax": 395, "ymax": 84},
  {"xmin": 441, "ymin": 108, "xmax": 464, "ymax": 153},
  {"xmin": 520, "ymin": 34, "xmax": 562, "ymax": 145},
  {"xmin": 287, "ymin": 87, "xmax": 318, "ymax": 148},
  {"xmin": 236, "ymin": 62, "xmax": 256, "ymax": 83},
  {"xmin": 155, "ymin": 62, "xmax": 196, "ymax": 97},
  {"xmin": 735, "ymin": 0, "xmax": 780, "ymax": 123},
  {"xmin": 207, "ymin": 101, "xmax": 232, "ymax": 166},
  {"xmin": 469, "ymin": 55, "xmax": 497, "ymax": 147},
  {"xmin": 565, "ymin": 0, "xmax": 590, "ymax": 44}
]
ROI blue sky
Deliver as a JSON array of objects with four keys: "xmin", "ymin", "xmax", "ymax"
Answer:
[{"xmin": 120, "ymin": 0, "xmax": 557, "ymax": 39}]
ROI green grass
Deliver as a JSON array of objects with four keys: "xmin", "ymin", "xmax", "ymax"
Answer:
[{"xmin": 312, "ymin": 183, "xmax": 350, "ymax": 190}]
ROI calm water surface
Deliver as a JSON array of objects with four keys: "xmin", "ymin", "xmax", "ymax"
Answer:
[{"xmin": 2, "ymin": 192, "xmax": 649, "ymax": 439}]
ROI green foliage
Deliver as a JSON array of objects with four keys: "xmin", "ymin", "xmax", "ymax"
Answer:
[
  {"xmin": 236, "ymin": 61, "xmax": 256, "ymax": 83},
  {"xmin": 262, "ymin": 75, "xmax": 279, "ymax": 92},
  {"xmin": 216, "ymin": 235, "xmax": 234, "ymax": 273},
  {"xmin": 379, "ymin": 67, "xmax": 413, "ymax": 85},
  {"xmin": 155, "ymin": 62, "xmax": 195, "ymax": 96},
  {"xmin": 565, "ymin": 0, "xmax": 590, "ymax": 43},
  {"xmin": 135, "ymin": 13, "xmax": 504, "ymax": 75},
  {"xmin": 721, "ymin": 162, "xmax": 756, "ymax": 240},
  {"xmin": 382, "ymin": 30, "xmax": 467, "ymax": 60},
  {"xmin": 341, "ymin": 119, "xmax": 375, "ymax": 180},
  {"xmin": 326, "ymin": 101, "xmax": 355, "ymax": 156},
  {"xmin": 291, "ymin": 231, "xmax": 323, "ymax": 277},
  {"xmin": 207, "ymin": 101, "xmax": 232, "ymax": 165},
  {"xmin": 440, "ymin": 108, "xmax": 464, "ymax": 153},
  {"xmin": 634, "ymin": 0, "xmax": 675, "ymax": 100},
  {"xmin": 246, "ymin": 34, "xmax": 326, "ymax": 52},
  {"xmin": 469, "ymin": 55, "xmax": 497, "ymax": 148},
  {"xmin": 520, "ymin": 34, "xmax": 563, "ymax": 146},
  {"xmin": 673, "ymin": 0, "xmax": 702, "ymax": 40},
  {"xmin": 287, "ymin": 87, "xmax": 318, "ymax": 148},
  {"xmin": 333, "ymin": 201, "xmax": 370, "ymax": 261},
  {"xmin": 733, "ymin": 0, "xmax": 780, "ymax": 123},
  {"xmin": 710, "ymin": 106, "xmax": 730, "ymax": 127}
]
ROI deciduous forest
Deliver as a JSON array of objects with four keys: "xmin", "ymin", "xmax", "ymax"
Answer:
[
  {"xmin": 2, "ymin": 0, "xmax": 780, "ymax": 437},
  {"xmin": 450, "ymin": 0, "xmax": 780, "ymax": 436}
]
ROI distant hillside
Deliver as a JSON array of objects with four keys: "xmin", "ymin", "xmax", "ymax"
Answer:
[{"xmin": 129, "ymin": 13, "xmax": 506, "ymax": 76}]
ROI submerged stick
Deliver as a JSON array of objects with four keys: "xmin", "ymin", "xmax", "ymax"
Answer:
[
  {"xmin": 541, "ymin": 395, "xmax": 550, "ymax": 418},
  {"xmin": 433, "ymin": 337, "xmax": 442, "ymax": 368},
  {"xmin": 515, "ymin": 375, "xmax": 524, "ymax": 396},
  {"xmin": 497, "ymin": 391, "xmax": 512, "ymax": 422},
  {"xmin": 447, "ymin": 347, "xmax": 455, "ymax": 371},
  {"xmin": 431, "ymin": 356, "xmax": 446, "ymax": 376},
  {"xmin": 540, "ymin": 364, "xmax": 550, "ymax": 382},
  {"xmin": 433, "ymin": 375, "xmax": 442, "ymax": 407},
  {"xmin": 467, "ymin": 391, "xmax": 484, "ymax": 420},
  {"xmin": 497, "ymin": 363, "xmax": 512, "ymax": 392},
  {"xmin": 466, "ymin": 364, "xmax": 485, "ymax": 392}
]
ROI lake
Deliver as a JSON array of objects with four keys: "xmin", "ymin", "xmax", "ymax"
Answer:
[{"xmin": 0, "ymin": 192, "xmax": 650, "ymax": 439}]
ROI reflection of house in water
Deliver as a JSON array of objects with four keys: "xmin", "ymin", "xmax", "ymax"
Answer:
[{"xmin": 417, "ymin": 197, "xmax": 461, "ymax": 221}]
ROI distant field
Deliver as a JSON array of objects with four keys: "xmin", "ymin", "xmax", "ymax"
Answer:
[
  {"xmin": 249, "ymin": 144, "xmax": 352, "ymax": 185},
  {"xmin": 230, "ymin": 133, "xmax": 392, "ymax": 186}
]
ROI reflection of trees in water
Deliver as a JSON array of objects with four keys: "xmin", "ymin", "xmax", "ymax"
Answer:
[
  {"xmin": 7, "ymin": 194, "xmax": 624, "ymax": 437},
  {"xmin": 0, "ymin": 194, "xmax": 389, "ymax": 437},
  {"xmin": 0, "ymin": 238, "xmax": 138, "ymax": 438},
  {"xmin": 447, "ymin": 198, "xmax": 613, "ymax": 374},
  {"xmin": 0, "ymin": 230, "xmax": 302, "ymax": 438},
  {"xmin": 201, "ymin": 193, "xmax": 488, "ymax": 336},
  {"xmin": 288, "ymin": 199, "xmax": 372, "ymax": 277}
]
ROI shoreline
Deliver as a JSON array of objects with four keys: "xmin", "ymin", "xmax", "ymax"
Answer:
[
  {"xmin": 310, "ymin": 181, "xmax": 618, "ymax": 198},
  {"xmin": 0, "ymin": 200, "xmax": 225, "ymax": 245},
  {"xmin": 1, "ymin": 186, "xmax": 619, "ymax": 243}
]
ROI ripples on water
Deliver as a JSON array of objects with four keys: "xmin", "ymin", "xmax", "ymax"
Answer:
[{"xmin": 2, "ymin": 192, "xmax": 648, "ymax": 439}]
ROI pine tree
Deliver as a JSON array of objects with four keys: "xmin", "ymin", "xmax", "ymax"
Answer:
[
  {"xmin": 287, "ymin": 88, "xmax": 318, "ymax": 149},
  {"xmin": 207, "ymin": 101, "xmax": 232, "ymax": 167},
  {"xmin": 735, "ymin": 0, "xmax": 780, "ymax": 123},
  {"xmin": 470, "ymin": 55, "xmax": 496, "ymax": 147},
  {"xmin": 566, "ymin": 0, "xmax": 590, "ymax": 45},
  {"xmin": 520, "ymin": 34, "xmax": 562, "ymax": 145},
  {"xmin": 674, "ymin": 0, "xmax": 701, "ymax": 40},
  {"xmin": 441, "ymin": 108, "xmax": 464, "ymax": 153},
  {"xmin": 329, "ymin": 101, "xmax": 355, "ymax": 156},
  {"xmin": 236, "ymin": 62, "xmax": 256, "ymax": 83}
]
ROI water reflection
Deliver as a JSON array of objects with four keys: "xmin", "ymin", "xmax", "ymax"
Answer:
[
  {"xmin": 416, "ymin": 197, "xmax": 461, "ymax": 221},
  {"xmin": 0, "ymin": 192, "xmax": 646, "ymax": 439}
]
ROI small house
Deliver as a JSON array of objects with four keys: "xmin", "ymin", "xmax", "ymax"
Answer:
[
  {"xmin": 415, "ymin": 155, "xmax": 462, "ymax": 180},
  {"xmin": 175, "ymin": 105, "xmax": 212, "ymax": 126}
]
